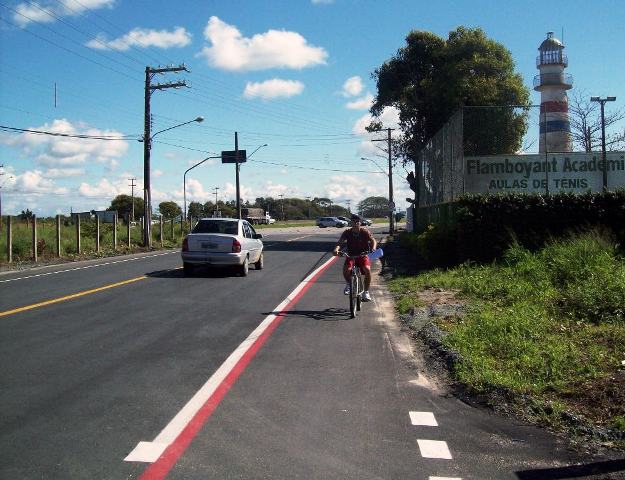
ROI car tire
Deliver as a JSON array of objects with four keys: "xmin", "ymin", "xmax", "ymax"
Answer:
[
  {"xmin": 239, "ymin": 256, "xmax": 249, "ymax": 276},
  {"xmin": 183, "ymin": 262, "xmax": 194, "ymax": 276},
  {"xmin": 255, "ymin": 253, "xmax": 264, "ymax": 270}
]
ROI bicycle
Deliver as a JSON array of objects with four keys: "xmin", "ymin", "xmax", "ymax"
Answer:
[{"xmin": 339, "ymin": 251, "xmax": 368, "ymax": 318}]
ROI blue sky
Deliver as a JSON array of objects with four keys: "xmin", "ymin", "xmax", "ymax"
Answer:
[{"xmin": 1, "ymin": 0, "xmax": 624, "ymax": 217}]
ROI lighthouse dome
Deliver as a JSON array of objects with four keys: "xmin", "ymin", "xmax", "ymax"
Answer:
[{"xmin": 539, "ymin": 32, "xmax": 564, "ymax": 51}]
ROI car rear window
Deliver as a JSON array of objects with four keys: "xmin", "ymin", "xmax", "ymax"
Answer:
[{"xmin": 192, "ymin": 220, "xmax": 238, "ymax": 235}]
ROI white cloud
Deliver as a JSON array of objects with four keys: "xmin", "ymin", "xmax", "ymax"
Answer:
[
  {"xmin": 12, "ymin": 170, "xmax": 68, "ymax": 195},
  {"xmin": 197, "ymin": 16, "xmax": 328, "ymax": 71},
  {"xmin": 263, "ymin": 181, "xmax": 289, "ymax": 197},
  {"xmin": 86, "ymin": 27, "xmax": 192, "ymax": 51},
  {"xmin": 346, "ymin": 93, "xmax": 373, "ymax": 110},
  {"xmin": 222, "ymin": 182, "xmax": 255, "ymax": 202},
  {"xmin": 45, "ymin": 167, "xmax": 85, "ymax": 178},
  {"xmin": 13, "ymin": 0, "xmax": 114, "ymax": 27},
  {"xmin": 0, "ymin": 119, "xmax": 128, "ymax": 169},
  {"xmin": 78, "ymin": 178, "xmax": 122, "ymax": 198},
  {"xmin": 324, "ymin": 175, "xmax": 385, "ymax": 204},
  {"xmin": 244, "ymin": 79, "xmax": 304, "ymax": 100},
  {"xmin": 342, "ymin": 76, "xmax": 364, "ymax": 97}
]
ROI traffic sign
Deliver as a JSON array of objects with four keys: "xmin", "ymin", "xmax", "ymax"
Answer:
[
  {"xmin": 221, "ymin": 150, "xmax": 247, "ymax": 163},
  {"xmin": 388, "ymin": 201, "xmax": 396, "ymax": 211}
]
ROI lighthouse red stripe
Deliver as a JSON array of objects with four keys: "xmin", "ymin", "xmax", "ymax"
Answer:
[{"xmin": 540, "ymin": 101, "xmax": 568, "ymax": 113}]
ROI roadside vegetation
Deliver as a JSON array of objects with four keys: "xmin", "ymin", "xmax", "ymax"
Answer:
[{"xmin": 389, "ymin": 229, "xmax": 625, "ymax": 445}]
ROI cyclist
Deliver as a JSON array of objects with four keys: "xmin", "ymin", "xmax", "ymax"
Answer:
[{"xmin": 332, "ymin": 213, "xmax": 377, "ymax": 301}]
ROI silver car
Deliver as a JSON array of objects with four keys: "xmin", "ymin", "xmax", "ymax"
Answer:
[
  {"xmin": 317, "ymin": 216, "xmax": 348, "ymax": 228},
  {"xmin": 181, "ymin": 218, "xmax": 264, "ymax": 276}
]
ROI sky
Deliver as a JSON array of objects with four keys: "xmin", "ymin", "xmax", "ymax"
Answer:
[{"xmin": 1, "ymin": 0, "xmax": 624, "ymax": 217}]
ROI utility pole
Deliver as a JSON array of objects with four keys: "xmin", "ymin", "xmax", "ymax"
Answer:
[
  {"xmin": 306, "ymin": 196, "xmax": 311, "ymax": 219},
  {"xmin": 346, "ymin": 199, "xmax": 351, "ymax": 213},
  {"xmin": 591, "ymin": 96, "xmax": 617, "ymax": 191},
  {"xmin": 128, "ymin": 177, "xmax": 136, "ymax": 222},
  {"xmin": 372, "ymin": 127, "xmax": 395, "ymax": 234},
  {"xmin": 143, "ymin": 64, "xmax": 189, "ymax": 247},
  {"xmin": 279, "ymin": 194, "xmax": 285, "ymax": 221},
  {"xmin": 235, "ymin": 132, "xmax": 242, "ymax": 219},
  {"xmin": 213, "ymin": 187, "xmax": 219, "ymax": 216}
]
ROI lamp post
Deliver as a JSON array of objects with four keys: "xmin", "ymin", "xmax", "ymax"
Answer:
[
  {"xmin": 590, "ymin": 96, "xmax": 616, "ymax": 191},
  {"xmin": 234, "ymin": 143, "xmax": 267, "ymax": 219},
  {"xmin": 184, "ymin": 153, "xmax": 219, "ymax": 229},
  {"xmin": 142, "ymin": 116, "xmax": 203, "ymax": 247}
]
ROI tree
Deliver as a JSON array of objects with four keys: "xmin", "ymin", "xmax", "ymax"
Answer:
[
  {"xmin": 357, "ymin": 196, "xmax": 389, "ymax": 218},
  {"xmin": 108, "ymin": 194, "xmax": 144, "ymax": 221},
  {"xmin": 370, "ymin": 27, "xmax": 530, "ymax": 160},
  {"xmin": 158, "ymin": 201, "xmax": 182, "ymax": 219},
  {"xmin": 569, "ymin": 89, "xmax": 625, "ymax": 152},
  {"xmin": 20, "ymin": 209, "xmax": 34, "ymax": 220},
  {"xmin": 187, "ymin": 201, "xmax": 204, "ymax": 219}
]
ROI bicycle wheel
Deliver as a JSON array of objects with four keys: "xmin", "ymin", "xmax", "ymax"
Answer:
[
  {"xmin": 356, "ymin": 272, "xmax": 362, "ymax": 312},
  {"xmin": 349, "ymin": 273, "xmax": 357, "ymax": 318}
]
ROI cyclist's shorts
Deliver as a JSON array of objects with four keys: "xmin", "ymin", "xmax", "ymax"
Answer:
[{"xmin": 344, "ymin": 255, "xmax": 371, "ymax": 271}]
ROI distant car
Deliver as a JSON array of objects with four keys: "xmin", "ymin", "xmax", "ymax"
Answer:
[
  {"xmin": 317, "ymin": 216, "xmax": 348, "ymax": 228},
  {"xmin": 181, "ymin": 218, "xmax": 263, "ymax": 276},
  {"xmin": 361, "ymin": 218, "xmax": 372, "ymax": 226},
  {"xmin": 337, "ymin": 216, "xmax": 350, "ymax": 223}
]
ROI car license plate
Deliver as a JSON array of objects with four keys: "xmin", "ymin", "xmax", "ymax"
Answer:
[{"xmin": 201, "ymin": 242, "xmax": 217, "ymax": 249}]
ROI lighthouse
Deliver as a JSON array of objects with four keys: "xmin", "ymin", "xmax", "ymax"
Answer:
[{"xmin": 534, "ymin": 32, "xmax": 573, "ymax": 152}]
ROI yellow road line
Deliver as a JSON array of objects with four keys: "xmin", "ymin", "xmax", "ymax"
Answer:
[
  {"xmin": 287, "ymin": 234, "xmax": 314, "ymax": 242},
  {"xmin": 0, "ymin": 276, "xmax": 147, "ymax": 318}
]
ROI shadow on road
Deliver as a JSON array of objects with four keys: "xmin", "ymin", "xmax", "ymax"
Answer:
[
  {"xmin": 145, "ymin": 267, "xmax": 237, "ymax": 278},
  {"xmin": 515, "ymin": 458, "xmax": 625, "ymax": 479},
  {"xmin": 262, "ymin": 308, "xmax": 351, "ymax": 322}
]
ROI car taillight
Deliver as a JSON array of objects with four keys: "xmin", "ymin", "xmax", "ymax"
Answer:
[
  {"xmin": 232, "ymin": 238, "xmax": 241, "ymax": 253},
  {"xmin": 182, "ymin": 237, "xmax": 189, "ymax": 252}
]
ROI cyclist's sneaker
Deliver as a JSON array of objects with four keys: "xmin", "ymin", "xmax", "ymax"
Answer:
[
  {"xmin": 362, "ymin": 291, "xmax": 372, "ymax": 302},
  {"xmin": 343, "ymin": 283, "xmax": 351, "ymax": 295}
]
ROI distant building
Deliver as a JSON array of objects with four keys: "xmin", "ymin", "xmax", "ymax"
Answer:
[{"xmin": 534, "ymin": 32, "xmax": 573, "ymax": 152}]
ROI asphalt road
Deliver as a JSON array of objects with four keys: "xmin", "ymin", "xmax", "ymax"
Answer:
[{"xmin": 1, "ymin": 226, "xmax": 623, "ymax": 480}]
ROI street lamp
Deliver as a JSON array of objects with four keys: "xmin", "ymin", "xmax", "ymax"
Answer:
[
  {"xmin": 235, "ymin": 143, "xmax": 267, "ymax": 219},
  {"xmin": 590, "ymin": 96, "xmax": 617, "ymax": 191},
  {"xmin": 184, "ymin": 153, "xmax": 220, "ymax": 230},
  {"xmin": 141, "ymin": 116, "xmax": 204, "ymax": 247}
]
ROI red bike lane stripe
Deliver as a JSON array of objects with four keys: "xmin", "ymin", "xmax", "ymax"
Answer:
[{"xmin": 139, "ymin": 255, "xmax": 338, "ymax": 480}]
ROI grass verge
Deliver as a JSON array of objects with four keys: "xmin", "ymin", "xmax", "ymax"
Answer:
[{"xmin": 388, "ymin": 229, "xmax": 625, "ymax": 446}]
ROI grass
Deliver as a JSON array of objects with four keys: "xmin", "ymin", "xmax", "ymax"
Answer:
[{"xmin": 388, "ymin": 230, "xmax": 625, "ymax": 434}]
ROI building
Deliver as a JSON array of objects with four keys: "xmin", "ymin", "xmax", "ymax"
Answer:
[{"xmin": 534, "ymin": 32, "xmax": 573, "ymax": 152}]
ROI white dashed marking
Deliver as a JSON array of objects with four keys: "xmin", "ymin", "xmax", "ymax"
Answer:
[
  {"xmin": 409, "ymin": 411, "xmax": 438, "ymax": 426},
  {"xmin": 417, "ymin": 439, "xmax": 453, "ymax": 459},
  {"xmin": 429, "ymin": 477, "xmax": 462, "ymax": 480}
]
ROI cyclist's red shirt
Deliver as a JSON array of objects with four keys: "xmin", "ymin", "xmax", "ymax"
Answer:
[{"xmin": 338, "ymin": 227, "xmax": 374, "ymax": 256}]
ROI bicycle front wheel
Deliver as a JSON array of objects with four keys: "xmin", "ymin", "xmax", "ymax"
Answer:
[{"xmin": 349, "ymin": 274, "xmax": 358, "ymax": 318}]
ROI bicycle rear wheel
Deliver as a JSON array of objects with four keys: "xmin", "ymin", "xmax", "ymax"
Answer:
[
  {"xmin": 356, "ymin": 272, "xmax": 362, "ymax": 312},
  {"xmin": 349, "ymin": 274, "xmax": 358, "ymax": 318}
]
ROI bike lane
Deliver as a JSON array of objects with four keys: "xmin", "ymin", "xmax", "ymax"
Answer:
[{"xmin": 134, "ymin": 250, "xmax": 607, "ymax": 480}]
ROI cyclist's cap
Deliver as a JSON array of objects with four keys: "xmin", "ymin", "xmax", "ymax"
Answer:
[{"xmin": 350, "ymin": 214, "xmax": 361, "ymax": 221}]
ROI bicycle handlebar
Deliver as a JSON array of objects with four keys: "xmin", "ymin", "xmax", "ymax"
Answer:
[{"xmin": 337, "ymin": 250, "xmax": 369, "ymax": 259}]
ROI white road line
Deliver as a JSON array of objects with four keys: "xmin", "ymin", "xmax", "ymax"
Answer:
[
  {"xmin": 417, "ymin": 439, "xmax": 453, "ymax": 459},
  {"xmin": 409, "ymin": 411, "xmax": 438, "ymax": 426},
  {"xmin": 0, "ymin": 251, "xmax": 177, "ymax": 283},
  {"xmin": 124, "ymin": 255, "xmax": 337, "ymax": 463}
]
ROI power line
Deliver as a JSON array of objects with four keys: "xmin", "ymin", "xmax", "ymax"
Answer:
[{"xmin": 0, "ymin": 125, "xmax": 137, "ymax": 140}]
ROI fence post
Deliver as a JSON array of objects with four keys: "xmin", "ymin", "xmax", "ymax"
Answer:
[
  {"xmin": 32, "ymin": 214, "xmax": 38, "ymax": 262},
  {"xmin": 159, "ymin": 215, "xmax": 163, "ymax": 247},
  {"xmin": 113, "ymin": 213, "xmax": 118, "ymax": 249},
  {"xmin": 96, "ymin": 214, "xmax": 100, "ymax": 252},
  {"xmin": 56, "ymin": 215, "xmax": 61, "ymax": 256},
  {"xmin": 7, "ymin": 216, "xmax": 12, "ymax": 263},
  {"xmin": 127, "ymin": 215, "xmax": 131, "ymax": 247},
  {"xmin": 76, "ymin": 215, "xmax": 81, "ymax": 254}
]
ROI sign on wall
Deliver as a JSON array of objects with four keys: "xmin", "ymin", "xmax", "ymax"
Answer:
[{"xmin": 465, "ymin": 152, "xmax": 625, "ymax": 194}]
